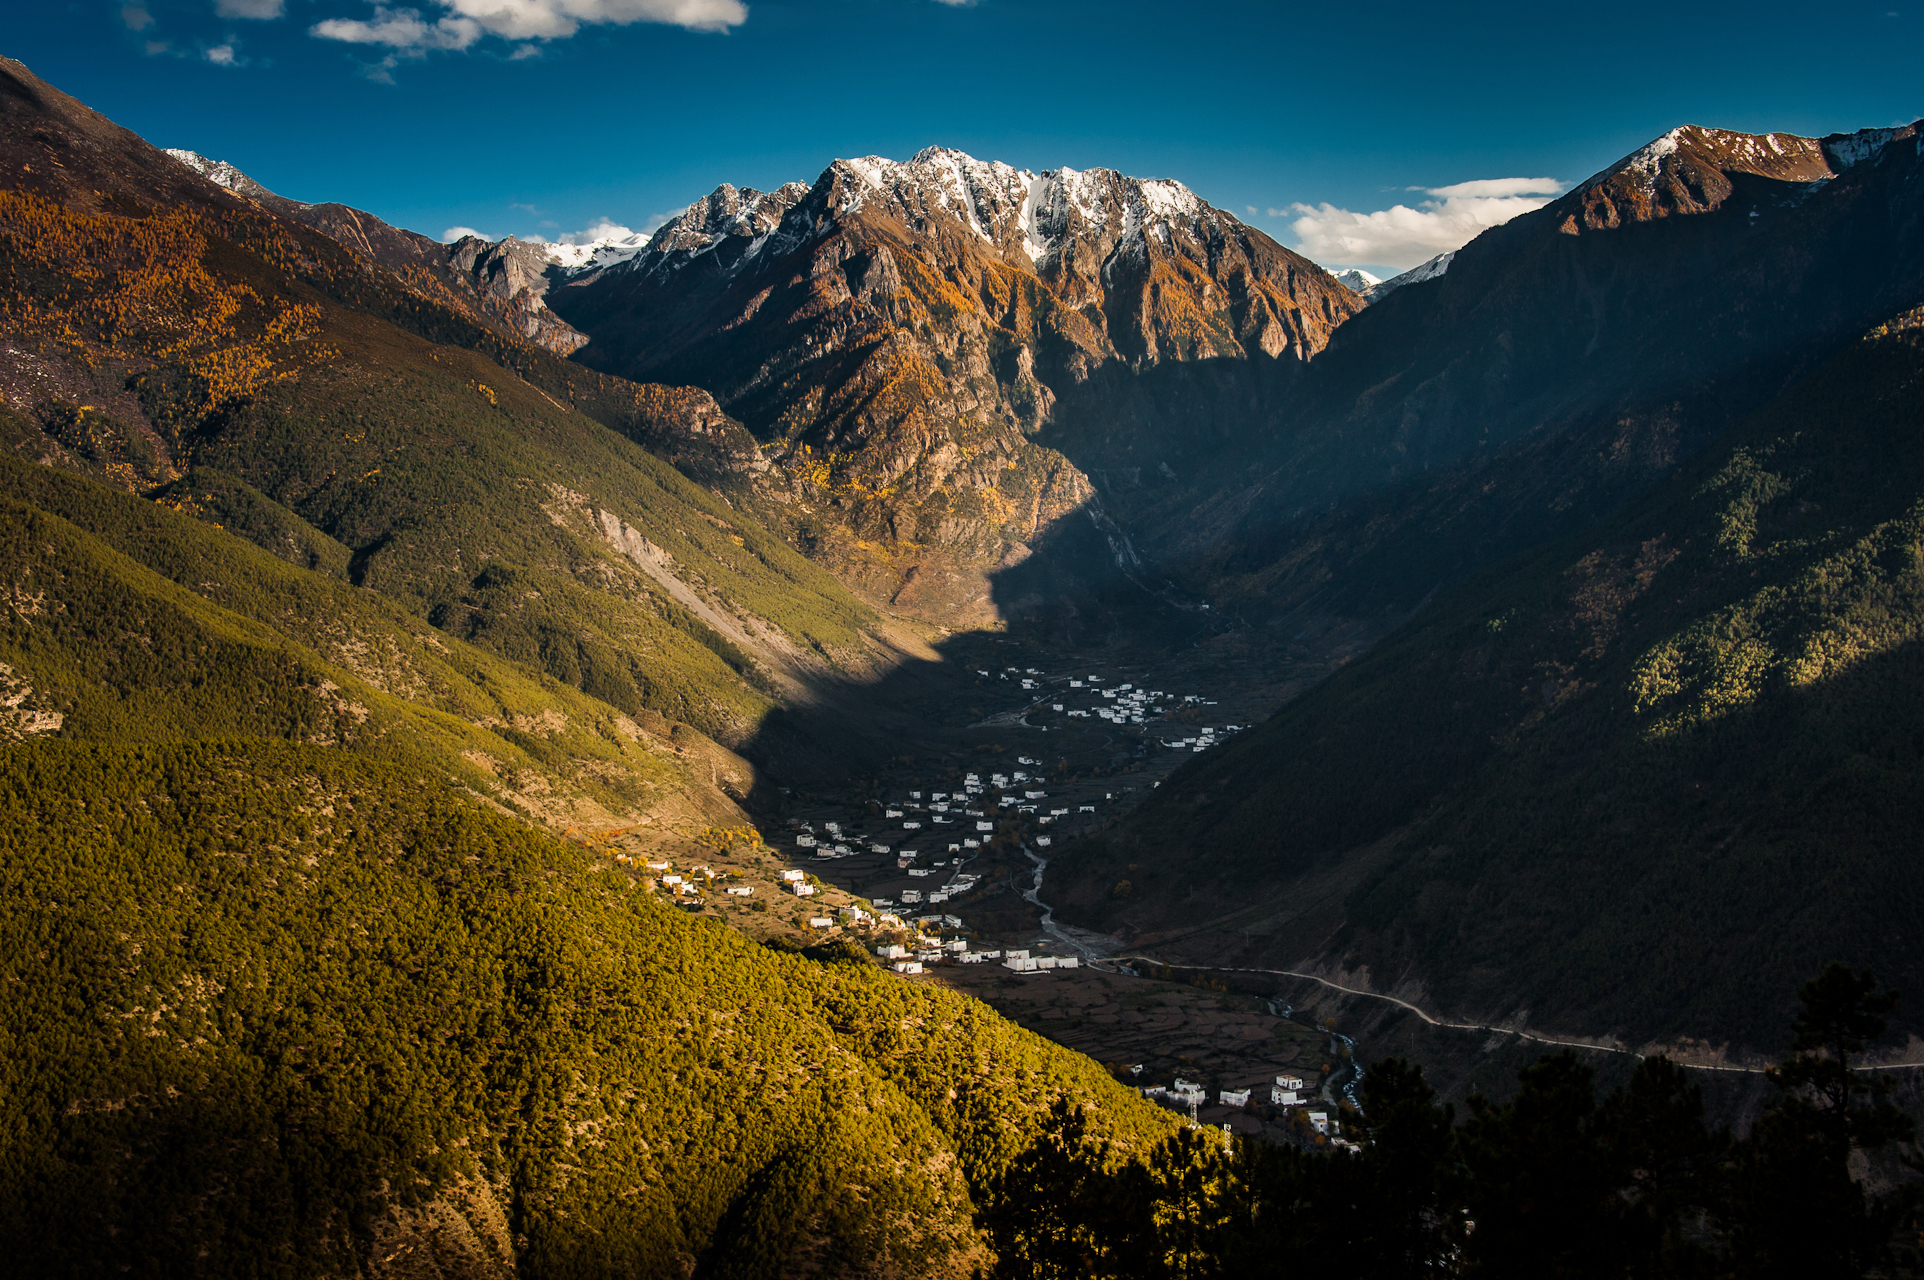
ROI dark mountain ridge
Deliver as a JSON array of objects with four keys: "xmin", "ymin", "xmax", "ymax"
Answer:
[
  {"xmin": 1055, "ymin": 302, "xmax": 1924, "ymax": 1052},
  {"xmin": 1117, "ymin": 122, "xmax": 1924, "ymax": 631}
]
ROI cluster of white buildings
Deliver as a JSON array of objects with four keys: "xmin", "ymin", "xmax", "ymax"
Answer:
[{"xmin": 1140, "ymin": 1073, "xmax": 1337, "ymax": 1140}]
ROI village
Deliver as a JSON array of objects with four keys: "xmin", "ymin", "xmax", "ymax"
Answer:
[{"xmin": 584, "ymin": 631, "xmax": 1371, "ymax": 1153}]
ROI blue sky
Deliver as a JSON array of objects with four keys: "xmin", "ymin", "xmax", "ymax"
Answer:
[{"xmin": 10, "ymin": 0, "xmax": 1922, "ymax": 273}]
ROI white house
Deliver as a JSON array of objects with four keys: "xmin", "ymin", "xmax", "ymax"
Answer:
[
  {"xmin": 876, "ymin": 944, "xmax": 907, "ymax": 959},
  {"xmin": 1034, "ymin": 956, "xmax": 1058, "ymax": 970},
  {"xmin": 1003, "ymin": 950, "xmax": 1030, "ymax": 961},
  {"xmin": 780, "ymin": 869, "xmax": 805, "ymax": 882},
  {"xmin": 790, "ymin": 882, "xmax": 817, "ymax": 897},
  {"xmin": 1036, "ymin": 837, "xmax": 1052, "ymax": 847},
  {"xmin": 976, "ymin": 821, "xmax": 993, "ymax": 831},
  {"xmin": 1220, "ymin": 1089, "xmax": 1251, "ymax": 1107},
  {"xmin": 725, "ymin": 885, "xmax": 753, "ymax": 897},
  {"xmin": 900, "ymin": 890, "xmax": 922, "ymax": 903},
  {"xmin": 959, "ymin": 952, "xmax": 988, "ymax": 964},
  {"xmin": 903, "ymin": 821, "xmax": 922, "ymax": 830},
  {"xmin": 661, "ymin": 875, "xmax": 683, "ymax": 886},
  {"xmin": 809, "ymin": 917, "xmax": 832, "ymax": 929},
  {"xmin": 1003, "ymin": 956, "xmax": 1038, "ymax": 972},
  {"xmin": 1276, "ymin": 1076, "xmax": 1305, "ymax": 1090},
  {"xmin": 885, "ymin": 809, "xmax": 903, "ymax": 818},
  {"xmin": 1056, "ymin": 956, "xmax": 1079, "ymax": 969},
  {"xmin": 893, "ymin": 960, "xmax": 924, "ymax": 975},
  {"xmin": 1308, "ymin": 1112, "xmax": 1330, "ymax": 1135},
  {"xmin": 1270, "ymin": 1088, "xmax": 1299, "ymax": 1106}
]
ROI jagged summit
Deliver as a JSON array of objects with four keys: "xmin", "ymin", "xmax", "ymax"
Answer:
[
  {"xmin": 1555, "ymin": 121, "xmax": 1917, "ymax": 234},
  {"xmin": 588, "ymin": 146, "xmax": 1251, "ymax": 293},
  {"xmin": 1329, "ymin": 268, "xmax": 1381, "ymax": 295},
  {"xmin": 164, "ymin": 147, "xmax": 271, "ymax": 199}
]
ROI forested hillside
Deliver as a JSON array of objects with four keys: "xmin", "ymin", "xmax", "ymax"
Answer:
[
  {"xmin": 1059, "ymin": 306, "xmax": 1924, "ymax": 1049},
  {"xmin": 0, "ymin": 739, "xmax": 1176, "ymax": 1276}
]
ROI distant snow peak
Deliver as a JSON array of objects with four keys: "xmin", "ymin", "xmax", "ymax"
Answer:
[
  {"xmin": 1330, "ymin": 268, "xmax": 1381, "ymax": 294},
  {"xmin": 1364, "ymin": 251, "xmax": 1454, "ymax": 303},
  {"xmin": 539, "ymin": 222, "xmax": 655, "ymax": 270},
  {"xmin": 1823, "ymin": 125, "xmax": 1913, "ymax": 171},
  {"xmin": 165, "ymin": 148, "xmax": 265, "ymax": 198}
]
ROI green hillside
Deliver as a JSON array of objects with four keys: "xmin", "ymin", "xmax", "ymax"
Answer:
[
  {"xmin": 0, "ymin": 738, "xmax": 1174, "ymax": 1276},
  {"xmin": 1058, "ymin": 308, "xmax": 1924, "ymax": 1049},
  {"xmin": 0, "ymin": 440, "xmax": 769, "ymax": 835}
]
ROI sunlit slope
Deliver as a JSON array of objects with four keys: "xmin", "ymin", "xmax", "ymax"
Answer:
[
  {"xmin": 0, "ymin": 740, "xmax": 1173, "ymax": 1277},
  {"xmin": 0, "ymin": 443, "xmax": 763, "ymax": 834},
  {"xmin": 1061, "ymin": 310, "xmax": 1924, "ymax": 1048},
  {"xmin": 0, "ymin": 58, "xmax": 888, "ymax": 750}
]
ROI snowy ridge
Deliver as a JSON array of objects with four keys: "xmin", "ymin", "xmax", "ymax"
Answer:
[
  {"xmin": 1576, "ymin": 125, "xmax": 1835, "ymax": 200},
  {"xmin": 1823, "ymin": 126, "xmax": 1910, "ymax": 171},
  {"xmin": 591, "ymin": 146, "xmax": 1230, "ymax": 292},
  {"xmin": 1330, "ymin": 268, "xmax": 1381, "ymax": 295},
  {"xmin": 540, "ymin": 229, "xmax": 656, "ymax": 271},
  {"xmin": 1363, "ymin": 251, "xmax": 1454, "ymax": 303},
  {"xmin": 165, "ymin": 148, "xmax": 274, "ymax": 201},
  {"xmin": 818, "ymin": 147, "xmax": 1210, "ymax": 268}
]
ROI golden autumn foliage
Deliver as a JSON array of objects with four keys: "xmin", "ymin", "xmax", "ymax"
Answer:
[{"xmin": 0, "ymin": 190, "xmax": 330, "ymax": 415}]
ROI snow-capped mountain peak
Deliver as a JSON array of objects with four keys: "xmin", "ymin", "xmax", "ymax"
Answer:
[
  {"xmin": 537, "ymin": 227, "xmax": 656, "ymax": 271},
  {"xmin": 1361, "ymin": 252, "xmax": 1454, "ymax": 303},
  {"xmin": 165, "ymin": 148, "xmax": 273, "ymax": 201},
  {"xmin": 1330, "ymin": 268, "xmax": 1381, "ymax": 294}
]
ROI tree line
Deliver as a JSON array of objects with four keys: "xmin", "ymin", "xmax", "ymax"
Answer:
[{"xmin": 984, "ymin": 964, "xmax": 1922, "ymax": 1279}]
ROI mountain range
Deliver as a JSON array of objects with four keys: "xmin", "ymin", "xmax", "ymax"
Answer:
[{"xmin": 6, "ymin": 44, "xmax": 1924, "ymax": 1272}]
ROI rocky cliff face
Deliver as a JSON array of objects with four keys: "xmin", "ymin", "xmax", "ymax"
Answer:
[
  {"xmin": 550, "ymin": 147, "xmax": 1362, "ymax": 626},
  {"xmin": 444, "ymin": 234, "xmax": 589, "ymax": 355}
]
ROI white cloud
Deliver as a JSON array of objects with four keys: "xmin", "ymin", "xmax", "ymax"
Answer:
[
  {"xmin": 216, "ymin": 0, "xmax": 285, "ymax": 17},
  {"xmin": 313, "ymin": 7, "xmax": 483, "ymax": 49},
  {"xmin": 122, "ymin": 5, "xmax": 155, "ymax": 30},
  {"xmin": 205, "ymin": 43, "xmax": 239, "ymax": 64},
  {"xmin": 1285, "ymin": 176, "xmax": 1564, "ymax": 270},
  {"xmin": 931, "ymin": 0, "xmax": 978, "ymax": 6},
  {"xmin": 442, "ymin": 225, "xmax": 491, "ymax": 242},
  {"xmin": 313, "ymin": 0, "xmax": 745, "ymax": 52},
  {"xmin": 555, "ymin": 217, "xmax": 637, "ymax": 245}
]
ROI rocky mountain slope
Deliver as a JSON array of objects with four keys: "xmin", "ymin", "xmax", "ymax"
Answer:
[{"xmin": 549, "ymin": 146, "xmax": 1363, "ymax": 626}]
